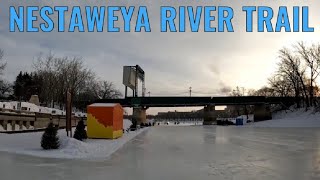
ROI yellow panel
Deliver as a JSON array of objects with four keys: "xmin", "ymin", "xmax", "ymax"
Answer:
[
  {"xmin": 87, "ymin": 113, "xmax": 122, "ymax": 139},
  {"xmin": 113, "ymin": 130, "xmax": 123, "ymax": 139}
]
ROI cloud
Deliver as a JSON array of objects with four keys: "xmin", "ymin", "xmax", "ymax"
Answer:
[{"xmin": 218, "ymin": 82, "xmax": 232, "ymax": 95}]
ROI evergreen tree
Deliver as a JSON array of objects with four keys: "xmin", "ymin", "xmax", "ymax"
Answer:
[
  {"xmin": 13, "ymin": 71, "xmax": 43, "ymax": 101},
  {"xmin": 73, "ymin": 120, "xmax": 87, "ymax": 141},
  {"xmin": 41, "ymin": 122, "xmax": 60, "ymax": 150},
  {"xmin": 14, "ymin": 71, "xmax": 23, "ymax": 100}
]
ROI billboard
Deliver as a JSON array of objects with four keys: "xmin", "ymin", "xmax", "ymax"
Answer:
[{"xmin": 123, "ymin": 66, "xmax": 136, "ymax": 90}]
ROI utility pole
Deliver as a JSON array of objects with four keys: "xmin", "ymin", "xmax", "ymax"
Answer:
[
  {"xmin": 189, "ymin": 87, "xmax": 192, "ymax": 97},
  {"xmin": 135, "ymin": 70, "xmax": 138, "ymax": 97}
]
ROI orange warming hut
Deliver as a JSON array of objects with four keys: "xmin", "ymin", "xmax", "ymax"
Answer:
[{"xmin": 87, "ymin": 103, "xmax": 123, "ymax": 139}]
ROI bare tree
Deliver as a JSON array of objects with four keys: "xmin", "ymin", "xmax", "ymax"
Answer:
[
  {"xmin": 0, "ymin": 80, "xmax": 12, "ymax": 98},
  {"xmin": 33, "ymin": 53, "xmax": 95, "ymax": 107},
  {"xmin": 0, "ymin": 49, "xmax": 7, "ymax": 75},
  {"xmin": 296, "ymin": 42, "xmax": 320, "ymax": 106},
  {"xmin": 246, "ymin": 89, "xmax": 257, "ymax": 96},
  {"xmin": 252, "ymin": 86, "xmax": 275, "ymax": 97},
  {"xmin": 58, "ymin": 56, "xmax": 95, "ymax": 99},
  {"xmin": 93, "ymin": 80, "xmax": 122, "ymax": 99},
  {"xmin": 278, "ymin": 47, "xmax": 309, "ymax": 108},
  {"xmin": 33, "ymin": 53, "xmax": 60, "ymax": 106},
  {"xmin": 268, "ymin": 74, "xmax": 294, "ymax": 97},
  {"xmin": 0, "ymin": 49, "xmax": 10, "ymax": 99}
]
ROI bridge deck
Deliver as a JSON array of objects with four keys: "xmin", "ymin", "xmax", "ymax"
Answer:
[{"xmin": 94, "ymin": 96, "xmax": 296, "ymax": 107}]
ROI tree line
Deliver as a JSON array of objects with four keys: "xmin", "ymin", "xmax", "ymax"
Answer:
[
  {"xmin": 0, "ymin": 51, "xmax": 122, "ymax": 111},
  {"xmin": 233, "ymin": 42, "xmax": 320, "ymax": 109}
]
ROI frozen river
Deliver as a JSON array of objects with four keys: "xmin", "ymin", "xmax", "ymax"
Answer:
[{"xmin": 1, "ymin": 126, "xmax": 320, "ymax": 180}]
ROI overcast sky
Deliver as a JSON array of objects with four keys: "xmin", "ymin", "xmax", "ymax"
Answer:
[{"xmin": 1, "ymin": 0, "xmax": 320, "ymax": 114}]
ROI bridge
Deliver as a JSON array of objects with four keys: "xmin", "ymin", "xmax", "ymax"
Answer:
[
  {"xmin": 94, "ymin": 65, "xmax": 297, "ymax": 125},
  {"xmin": 94, "ymin": 96, "xmax": 296, "ymax": 125},
  {"xmin": 94, "ymin": 96, "xmax": 295, "ymax": 107}
]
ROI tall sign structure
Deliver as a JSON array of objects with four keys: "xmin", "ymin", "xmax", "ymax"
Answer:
[{"xmin": 123, "ymin": 65, "xmax": 145, "ymax": 98}]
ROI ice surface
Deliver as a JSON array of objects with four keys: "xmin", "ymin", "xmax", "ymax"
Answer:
[
  {"xmin": 1, "ymin": 126, "xmax": 320, "ymax": 180},
  {"xmin": 1, "ymin": 109, "xmax": 320, "ymax": 179}
]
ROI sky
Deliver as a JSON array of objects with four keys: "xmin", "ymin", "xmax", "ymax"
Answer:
[{"xmin": 1, "ymin": 0, "xmax": 320, "ymax": 114}]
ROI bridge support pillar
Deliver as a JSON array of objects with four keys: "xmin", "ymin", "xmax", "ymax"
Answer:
[
  {"xmin": 203, "ymin": 105, "xmax": 216, "ymax": 125},
  {"xmin": 133, "ymin": 107, "xmax": 147, "ymax": 125},
  {"xmin": 254, "ymin": 104, "xmax": 272, "ymax": 122}
]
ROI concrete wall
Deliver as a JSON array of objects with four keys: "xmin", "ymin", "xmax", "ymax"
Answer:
[
  {"xmin": 132, "ymin": 108, "xmax": 147, "ymax": 124},
  {"xmin": 0, "ymin": 110, "xmax": 85, "ymax": 131}
]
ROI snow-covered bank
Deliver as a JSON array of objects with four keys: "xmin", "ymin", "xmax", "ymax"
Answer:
[
  {"xmin": 0, "ymin": 101, "xmax": 87, "ymax": 117},
  {"xmin": 249, "ymin": 108, "xmax": 320, "ymax": 127},
  {"xmin": 0, "ymin": 120, "xmax": 149, "ymax": 159}
]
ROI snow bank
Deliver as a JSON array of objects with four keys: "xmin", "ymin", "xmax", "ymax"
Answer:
[
  {"xmin": 14, "ymin": 124, "xmax": 20, "ymax": 130},
  {"xmin": 89, "ymin": 103, "xmax": 118, "ymax": 107},
  {"xmin": 0, "ymin": 125, "xmax": 5, "ymax": 131},
  {"xmin": 7, "ymin": 124, "xmax": 12, "ymax": 131},
  {"xmin": 0, "ymin": 119, "xmax": 147, "ymax": 159},
  {"xmin": 21, "ymin": 102, "xmax": 39, "ymax": 112},
  {"xmin": 0, "ymin": 101, "xmax": 18, "ymax": 110},
  {"xmin": 248, "ymin": 108, "xmax": 320, "ymax": 127},
  {"xmin": 123, "ymin": 119, "xmax": 132, "ymax": 130}
]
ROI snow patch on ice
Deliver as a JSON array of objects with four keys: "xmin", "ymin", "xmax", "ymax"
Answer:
[
  {"xmin": 158, "ymin": 120, "xmax": 203, "ymax": 126},
  {"xmin": 0, "ymin": 119, "xmax": 146, "ymax": 159}
]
